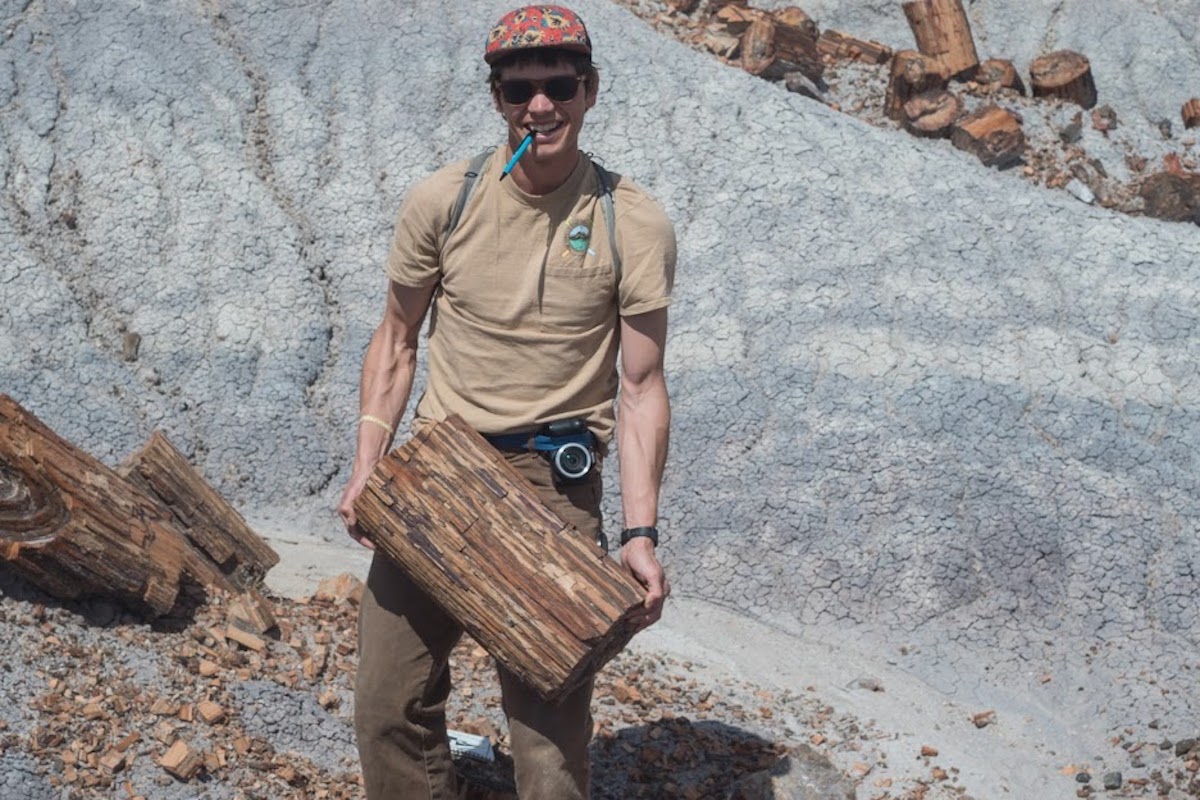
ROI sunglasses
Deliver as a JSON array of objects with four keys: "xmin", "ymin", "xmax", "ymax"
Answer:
[{"xmin": 497, "ymin": 75, "xmax": 584, "ymax": 105}]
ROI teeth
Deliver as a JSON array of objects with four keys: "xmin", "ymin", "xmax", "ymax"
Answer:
[{"xmin": 529, "ymin": 123, "xmax": 560, "ymax": 133}]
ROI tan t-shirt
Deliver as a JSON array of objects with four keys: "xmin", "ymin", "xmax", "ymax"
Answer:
[{"xmin": 385, "ymin": 150, "xmax": 675, "ymax": 447}]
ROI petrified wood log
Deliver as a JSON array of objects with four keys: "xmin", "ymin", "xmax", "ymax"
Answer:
[
  {"xmin": 977, "ymin": 58, "xmax": 1025, "ymax": 95},
  {"xmin": 902, "ymin": 0, "xmax": 979, "ymax": 80},
  {"xmin": 951, "ymin": 104, "xmax": 1027, "ymax": 168},
  {"xmin": 740, "ymin": 15, "xmax": 823, "ymax": 82},
  {"xmin": 1029, "ymin": 50, "xmax": 1097, "ymax": 109},
  {"xmin": 817, "ymin": 29, "xmax": 893, "ymax": 65},
  {"xmin": 773, "ymin": 14, "xmax": 824, "ymax": 82},
  {"xmin": 1183, "ymin": 98, "xmax": 1200, "ymax": 130},
  {"xmin": 354, "ymin": 415, "xmax": 645, "ymax": 702},
  {"xmin": 902, "ymin": 90, "xmax": 963, "ymax": 138},
  {"xmin": 886, "ymin": 50, "xmax": 948, "ymax": 122},
  {"xmin": 0, "ymin": 394, "xmax": 234, "ymax": 614},
  {"xmin": 119, "ymin": 431, "xmax": 279, "ymax": 589}
]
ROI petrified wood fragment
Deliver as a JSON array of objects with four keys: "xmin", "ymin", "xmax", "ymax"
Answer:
[
  {"xmin": 976, "ymin": 59, "xmax": 1025, "ymax": 95},
  {"xmin": 902, "ymin": 89, "xmax": 963, "ymax": 138},
  {"xmin": 886, "ymin": 50, "xmax": 948, "ymax": 122},
  {"xmin": 951, "ymin": 104, "xmax": 1027, "ymax": 168},
  {"xmin": 1030, "ymin": 50, "xmax": 1097, "ymax": 109}
]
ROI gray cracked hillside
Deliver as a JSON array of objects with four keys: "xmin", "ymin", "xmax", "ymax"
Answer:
[{"xmin": 3, "ymin": 0, "xmax": 1200, "ymax": 766}]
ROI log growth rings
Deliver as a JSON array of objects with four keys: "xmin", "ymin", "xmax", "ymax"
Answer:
[{"xmin": 0, "ymin": 458, "xmax": 67, "ymax": 545}]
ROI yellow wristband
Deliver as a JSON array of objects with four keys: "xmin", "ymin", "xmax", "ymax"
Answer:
[{"xmin": 358, "ymin": 414, "xmax": 394, "ymax": 435}]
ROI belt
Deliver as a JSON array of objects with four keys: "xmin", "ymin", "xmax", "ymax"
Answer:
[{"xmin": 483, "ymin": 430, "xmax": 595, "ymax": 452}]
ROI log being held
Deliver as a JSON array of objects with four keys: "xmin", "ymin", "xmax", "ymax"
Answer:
[{"xmin": 353, "ymin": 415, "xmax": 646, "ymax": 703}]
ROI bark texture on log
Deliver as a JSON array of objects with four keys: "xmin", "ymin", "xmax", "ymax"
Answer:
[
  {"xmin": 977, "ymin": 59, "xmax": 1025, "ymax": 95},
  {"xmin": 1029, "ymin": 50, "xmax": 1097, "ymax": 109},
  {"xmin": 353, "ymin": 416, "xmax": 645, "ymax": 702},
  {"xmin": 1183, "ymin": 98, "xmax": 1200, "ymax": 130},
  {"xmin": 951, "ymin": 104, "xmax": 1027, "ymax": 168},
  {"xmin": 817, "ymin": 29, "xmax": 893, "ymax": 65},
  {"xmin": 902, "ymin": 0, "xmax": 979, "ymax": 79},
  {"xmin": 0, "ymin": 395, "xmax": 229, "ymax": 614},
  {"xmin": 902, "ymin": 90, "xmax": 963, "ymax": 138},
  {"xmin": 119, "ymin": 431, "xmax": 279, "ymax": 589},
  {"xmin": 886, "ymin": 50, "xmax": 948, "ymax": 122}
]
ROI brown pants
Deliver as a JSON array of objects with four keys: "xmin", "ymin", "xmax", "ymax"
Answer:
[{"xmin": 355, "ymin": 450, "xmax": 603, "ymax": 800}]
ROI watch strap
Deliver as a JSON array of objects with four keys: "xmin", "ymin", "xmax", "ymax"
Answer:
[{"xmin": 620, "ymin": 526, "xmax": 659, "ymax": 547}]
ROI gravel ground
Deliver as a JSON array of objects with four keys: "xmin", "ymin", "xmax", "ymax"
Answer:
[
  {"xmin": 0, "ymin": 569, "xmax": 930, "ymax": 800},
  {"xmin": 2, "ymin": 563, "xmax": 1199, "ymax": 799}
]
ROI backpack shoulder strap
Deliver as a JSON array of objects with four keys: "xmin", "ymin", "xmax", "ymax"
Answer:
[
  {"xmin": 444, "ymin": 148, "xmax": 495, "ymax": 245},
  {"xmin": 592, "ymin": 162, "xmax": 621, "ymax": 287}
]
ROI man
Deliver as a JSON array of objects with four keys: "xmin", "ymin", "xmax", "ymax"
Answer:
[{"xmin": 336, "ymin": 5, "xmax": 675, "ymax": 798}]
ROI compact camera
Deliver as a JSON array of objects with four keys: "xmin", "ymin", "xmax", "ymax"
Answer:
[{"xmin": 542, "ymin": 418, "xmax": 595, "ymax": 486}]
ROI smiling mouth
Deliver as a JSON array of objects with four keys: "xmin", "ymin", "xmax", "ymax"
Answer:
[{"xmin": 527, "ymin": 122, "xmax": 564, "ymax": 139}]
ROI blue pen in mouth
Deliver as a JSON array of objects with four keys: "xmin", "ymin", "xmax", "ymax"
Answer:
[{"xmin": 500, "ymin": 131, "xmax": 535, "ymax": 181}]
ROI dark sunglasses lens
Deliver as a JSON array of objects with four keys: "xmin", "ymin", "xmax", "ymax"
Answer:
[
  {"xmin": 500, "ymin": 80, "xmax": 535, "ymax": 105},
  {"xmin": 544, "ymin": 76, "xmax": 581, "ymax": 101}
]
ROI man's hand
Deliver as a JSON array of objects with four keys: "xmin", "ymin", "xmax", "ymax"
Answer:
[
  {"xmin": 337, "ymin": 467, "xmax": 376, "ymax": 550},
  {"xmin": 621, "ymin": 538, "xmax": 669, "ymax": 631}
]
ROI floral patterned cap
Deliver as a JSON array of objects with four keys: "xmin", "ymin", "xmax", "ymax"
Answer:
[{"xmin": 484, "ymin": 5, "xmax": 592, "ymax": 65}]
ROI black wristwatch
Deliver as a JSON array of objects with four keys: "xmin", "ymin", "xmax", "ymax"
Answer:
[{"xmin": 620, "ymin": 526, "xmax": 659, "ymax": 547}]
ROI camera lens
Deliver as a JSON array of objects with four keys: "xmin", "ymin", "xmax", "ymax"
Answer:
[{"xmin": 553, "ymin": 443, "xmax": 592, "ymax": 480}]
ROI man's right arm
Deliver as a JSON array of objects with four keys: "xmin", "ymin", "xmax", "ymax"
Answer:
[{"xmin": 336, "ymin": 280, "xmax": 437, "ymax": 547}]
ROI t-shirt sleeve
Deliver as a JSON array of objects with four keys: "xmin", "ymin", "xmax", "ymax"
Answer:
[
  {"xmin": 384, "ymin": 166, "xmax": 464, "ymax": 287},
  {"xmin": 615, "ymin": 192, "xmax": 677, "ymax": 317}
]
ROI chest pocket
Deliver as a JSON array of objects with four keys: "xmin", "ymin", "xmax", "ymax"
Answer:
[
  {"xmin": 541, "ymin": 208, "xmax": 616, "ymax": 331},
  {"xmin": 541, "ymin": 261, "xmax": 615, "ymax": 332}
]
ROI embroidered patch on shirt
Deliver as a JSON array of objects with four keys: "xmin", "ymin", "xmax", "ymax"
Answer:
[{"xmin": 565, "ymin": 218, "xmax": 591, "ymax": 254}]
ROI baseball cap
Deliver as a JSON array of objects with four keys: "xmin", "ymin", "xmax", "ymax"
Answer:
[{"xmin": 484, "ymin": 5, "xmax": 592, "ymax": 65}]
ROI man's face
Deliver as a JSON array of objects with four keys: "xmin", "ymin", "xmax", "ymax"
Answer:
[{"xmin": 493, "ymin": 58, "xmax": 597, "ymax": 166}]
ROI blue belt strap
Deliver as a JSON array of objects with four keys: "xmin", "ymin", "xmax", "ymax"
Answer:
[{"xmin": 484, "ymin": 430, "xmax": 595, "ymax": 452}]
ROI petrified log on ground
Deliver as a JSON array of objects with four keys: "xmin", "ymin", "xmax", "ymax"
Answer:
[
  {"xmin": 902, "ymin": 90, "xmax": 963, "ymax": 138},
  {"xmin": 120, "ymin": 431, "xmax": 279, "ymax": 589},
  {"xmin": 816, "ymin": 29, "xmax": 892, "ymax": 65},
  {"xmin": 902, "ymin": 0, "xmax": 979, "ymax": 80},
  {"xmin": 740, "ymin": 14, "xmax": 823, "ymax": 82},
  {"xmin": 1183, "ymin": 98, "xmax": 1200, "ymax": 130},
  {"xmin": 976, "ymin": 58, "xmax": 1025, "ymax": 95},
  {"xmin": 1029, "ymin": 50, "xmax": 1097, "ymax": 109},
  {"xmin": 353, "ymin": 415, "xmax": 645, "ymax": 702},
  {"xmin": 951, "ymin": 104, "xmax": 1027, "ymax": 168},
  {"xmin": 885, "ymin": 50, "xmax": 948, "ymax": 121},
  {"xmin": 0, "ymin": 394, "xmax": 235, "ymax": 614}
]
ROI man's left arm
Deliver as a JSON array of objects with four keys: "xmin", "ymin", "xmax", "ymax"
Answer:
[{"xmin": 617, "ymin": 307, "xmax": 671, "ymax": 631}]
